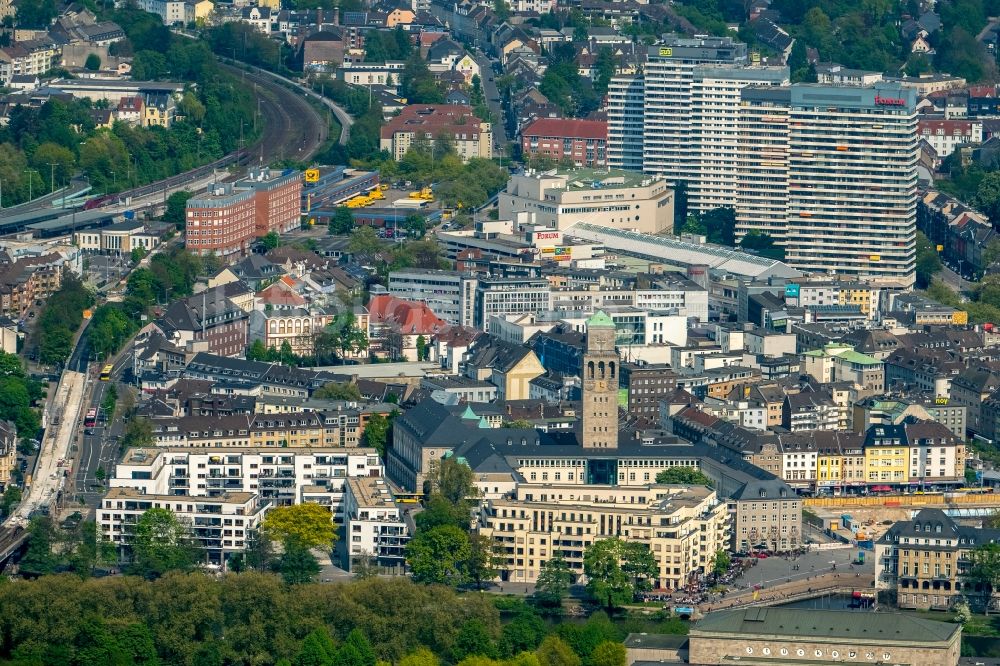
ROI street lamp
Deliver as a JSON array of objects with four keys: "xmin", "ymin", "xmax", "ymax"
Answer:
[{"xmin": 23, "ymin": 169, "xmax": 36, "ymax": 201}]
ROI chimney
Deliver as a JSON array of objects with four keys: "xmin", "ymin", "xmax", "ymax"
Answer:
[
  {"xmin": 317, "ymin": 8, "xmax": 322, "ymax": 26},
  {"xmin": 334, "ymin": 6, "xmax": 339, "ymax": 25}
]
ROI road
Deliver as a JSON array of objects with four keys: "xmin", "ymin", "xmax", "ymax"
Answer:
[
  {"xmin": 473, "ymin": 51, "xmax": 507, "ymax": 152},
  {"xmin": 71, "ymin": 336, "xmax": 136, "ymax": 508},
  {"xmin": 938, "ymin": 264, "xmax": 974, "ymax": 293}
]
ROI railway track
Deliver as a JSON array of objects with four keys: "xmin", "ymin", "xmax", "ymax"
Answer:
[{"xmin": 112, "ymin": 62, "xmax": 328, "ymax": 206}]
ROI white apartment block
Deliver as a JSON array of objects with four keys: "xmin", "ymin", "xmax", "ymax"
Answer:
[
  {"xmin": 498, "ymin": 169, "xmax": 674, "ymax": 235},
  {"xmin": 477, "ymin": 484, "xmax": 729, "ymax": 589},
  {"xmin": 108, "ymin": 446, "xmax": 383, "ymax": 520},
  {"xmin": 607, "ymin": 74, "xmax": 645, "ymax": 172},
  {"xmin": 738, "ymin": 84, "xmax": 918, "ymax": 287},
  {"xmin": 137, "ymin": 0, "xmax": 193, "ymax": 24},
  {"xmin": 387, "ymin": 269, "xmax": 476, "ymax": 326},
  {"xmin": 344, "ymin": 477, "xmax": 410, "ymax": 574},
  {"xmin": 99, "ymin": 486, "xmax": 267, "ymax": 565},
  {"xmin": 917, "ymin": 119, "xmax": 983, "ymax": 159},
  {"xmin": 688, "ymin": 65, "xmax": 789, "ymax": 213},
  {"xmin": 473, "ymin": 278, "xmax": 552, "ymax": 332},
  {"xmin": 625, "ymin": 37, "xmax": 748, "ymax": 184}
]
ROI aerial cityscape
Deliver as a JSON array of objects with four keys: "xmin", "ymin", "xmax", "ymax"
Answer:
[{"xmin": 4, "ymin": 0, "xmax": 1000, "ymax": 664}]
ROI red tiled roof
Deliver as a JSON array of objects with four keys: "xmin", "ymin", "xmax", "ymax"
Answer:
[
  {"xmin": 368, "ymin": 294, "xmax": 446, "ymax": 334},
  {"xmin": 521, "ymin": 117, "xmax": 607, "ymax": 141},
  {"xmin": 380, "ymin": 105, "xmax": 486, "ymax": 140}
]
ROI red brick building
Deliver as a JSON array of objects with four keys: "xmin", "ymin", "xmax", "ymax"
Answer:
[
  {"xmin": 520, "ymin": 118, "xmax": 608, "ymax": 167},
  {"xmin": 185, "ymin": 184, "xmax": 257, "ymax": 257},
  {"xmin": 236, "ymin": 169, "xmax": 304, "ymax": 236},
  {"xmin": 186, "ymin": 169, "xmax": 304, "ymax": 257}
]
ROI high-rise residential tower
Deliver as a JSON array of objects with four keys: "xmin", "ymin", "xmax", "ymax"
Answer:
[{"xmin": 737, "ymin": 83, "xmax": 918, "ymax": 287}]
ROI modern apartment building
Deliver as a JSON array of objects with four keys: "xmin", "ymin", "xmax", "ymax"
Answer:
[
  {"xmin": 99, "ymin": 487, "xmax": 267, "ymax": 565},
  {"xmin": 387, "ymin": 268, "xmax": 477, "ymax": 326},
  {"xmin": 498, "ymin": 168, "xmax": 674, "ymax": 234},
  {"xmin": 344, "ymin": 476, "xmax": 410, "ymax": 574},
  {"xmin": 148, "ymin": 411, "xmax": 367, "ymax": 449},
  {"xmin": 474, "ymin": 278, "xmax": 552, "ymax": 332},
  {"xmin": 108, "ymin": 446, "xmax": 383, "ymax": 519},
  {"xmin": 607, "ymin": 74, "xmax": 645, "ymax": 172},
  {"xmin": 688, "ymin": 65, "xmax": 789, "ymax": 212},
  {"xmin": 477, "ymin": 484, "xmax": 729, "ymax": 588},
  {"xmin": 786, "ymin": 84, "xmax": 918, "ymax": 287}
]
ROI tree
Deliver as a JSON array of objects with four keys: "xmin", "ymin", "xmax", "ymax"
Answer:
[
  {"xmin": 348, "ymin": 225, "xmax": 382, "ymax": 258},
  {"xmin": 361, "ymin": 412, "xmax": 392, "ymax": 457},
  {"xmin": 534, "ymin": 551, "xmax": 572, "ymax": 608},
  {"xmin": 329, "ymin": 206, "xmax": 355, "ymax": 235},
  {"xmin": 84, "ymin": 53, "xmax": 101, "ymax": 70},
  {"xmin": 130, "ymin": 507, "xmax": 202, "ymax": 578},
  {"xmin": 261, "ymin": 503, "xmax": 336, "ymax": 550},
  {"xmin": 295, "ymin": 626, "xmax": 336, "ymax": 666},
  {"xmin": 655, "ymin": 467, "xmax": 712, "ymax": 486},
  {"xmin": 163, "ymin": 191, "xmax": 195, "ymax": 229},
  {"xmin": 415, "ymin": 335, "xmax": 428, "ymax": 361},
  {"xmin": 406, "ymin": 524, "xmax": 471, "ymax": 585},
  {"xmin": 279, "ymin": 538, "xmax": 321, "ymax": 584},
  {"xmin": 583, "ymin": 538, "xmax": 657, "ymax": 613},
  {"xmin": 977, "ymin": 170, "xmax": 1000, "ymax": 224},
  {"xmin": 437, "ymin": 456, "xmax": 476, "ymax": 506},
  {"xmin": 966, "ymin": 542, "xmax": 1000, "ymax": 596},
  {"xmin": 313, "ymin": 381, "xmax": 362, "ymax": 401},
  {"xmin": 130, "ymin": 246, "xmax": 147, "ymax": 265},
  {"xmin": 262, "ymin": 231, "xmax": 281, "ymax": 250},
  {"xmin": 535, "ymin": 636, "xmax": 580, "ymax": 666},
  {"xmin": 466, "ymin": 532, "xmax": 500, "ymax": 590},
  {"xmin": 589, "ymin": 642, "xmax": 626, "ymax": 666},
  {"xmin": 0, "ymin": 485, "xmax": 21, "ymax": 518},
  {"xmin": 710, "ymin": 549, "xmax": 731, "ymax": 577},
  {"xmin": 916, "ymin": 231, "xmax": 943, "ymax": 288},
  {"xmin": 502, "ymin": 419, "xmax": 535, "ymax": 429},
  {"xmin": 399, "ymin": 648, "xmax": 440, "ymax": 666},
  {"xmin": 120, "ymin": 416, "xmax": 154, "ymax": 452},
  {"xmin": 19, "ymin": 516, "xmax": 58, "ymax": 577}
]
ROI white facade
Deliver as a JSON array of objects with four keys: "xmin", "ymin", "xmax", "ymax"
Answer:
[
  {"xmin": 781, "ymin": 449, "xmax": 817, "ymax": 485},
  {"xmin": 387, "ymin": 269, "xmax": 475, "ymax": 326},
  {"xmin": 108, "ymin": 447, "xmax": 383, "ymax": 520},
  {"xmin": 98, "ymin": 487, "xmax": 266, "ymax": 565},
  {"xmin": 344, "ymin": 477, "xmax": 409, "ymax": 573},
  {"xmin": 738, "ymin": 84, "xmax": 918, "ymax": 287},
  {"xmin": 687, "ymin": 65, "xmax": 789, "ymax": 213},
  {"xmin": 909, "ymin": 440, "xmax": 960, "ymax": 481},
  {"xmin": 607, "ymin": 74, "xmax": 644, "ymax": 171},
  {"xmin": 138, "ymin": 0, "xmax": 193, "ymax": 24}
]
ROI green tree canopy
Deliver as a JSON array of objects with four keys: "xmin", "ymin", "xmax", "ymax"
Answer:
[
  {"xmin": 130, "ymin": 507, "xmax": 202, "ymax": 578},
  {"xmin": 654, "ymin": 467, "xmax": 712, "ymax": 486},
  {"xmin": 582, "ymin": 538, "xmax": 658, "ymax": 613},
  {"xmin": 261, "ymin": 503, "xmax": 337, "ymax": 549}
]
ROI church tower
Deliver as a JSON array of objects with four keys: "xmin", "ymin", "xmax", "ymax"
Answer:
[{"xmin": 580, "ymin": 311, "xmax": 618, "ymax": 449}]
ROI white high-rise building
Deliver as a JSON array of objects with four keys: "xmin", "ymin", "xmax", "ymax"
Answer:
[
  {"xmin": 688, "ymin": 65, "xmax": 789, "ymax": 212},
  {"xmin": 736, "ymin": 87, "xmax": 792, "ymax": 244},
  {"xmin": 642, "ymin": 38, "xmax": 749, "ymax": 183},
  {"xmin": 737, "ymin": 83, "xmax": 918, "ymax": 287},
  {"xmin": 607, "ymin": 74, "xmax": 645, "ymax": 172}
]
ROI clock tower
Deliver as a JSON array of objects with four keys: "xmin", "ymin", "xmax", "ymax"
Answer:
[{"xmin": 580, "ymin": 311, "xmax": 619, "ymax": 449}]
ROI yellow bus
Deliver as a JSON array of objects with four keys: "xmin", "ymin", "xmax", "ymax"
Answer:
[{"xmin": 100, "ymin": 364, "xmax": 113, "ymax": 381}]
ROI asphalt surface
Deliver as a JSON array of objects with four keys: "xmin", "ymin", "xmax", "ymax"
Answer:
[
  {"xmin": 473, "ymin": 51, "xmax": 507, "ymax": 152},
  {"xmin": 74, "ymin": 349, "xmax": 134, "ymax": 508},
  {"xmin": 938, "ymin": 264, "xmax": 974, "ymax": 293},
  {"xmin": 733, "ymin": 546, "xmax": 873, "ymax": 591}
]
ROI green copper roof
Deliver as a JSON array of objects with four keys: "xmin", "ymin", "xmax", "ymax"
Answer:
[
  {"xmin": 587, "ymin": 310, "xmax": 615, "ymax": 328},
  {"xmin": 461, "ymin": 405, "xmax": 478, "ymax": 420},
  {"xmin": 478, "ymin": 417, "xmax": 490, "ymax": 429}
]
